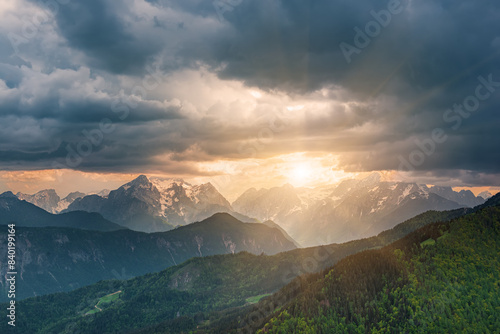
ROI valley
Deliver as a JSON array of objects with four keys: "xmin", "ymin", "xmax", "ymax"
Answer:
[
  {"xmin": 0, "ymin": 176, "xmax": 497, "ymax": 333},
  {"xmin": 0, "ymin": 213, "xmax": 296, "ymax": 301},
  {"xmin": 2, "ymin": 194, "xmax": 497, "ymax": 333}
]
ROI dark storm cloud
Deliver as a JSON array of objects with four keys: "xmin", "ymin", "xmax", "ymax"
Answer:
[
  {"xmin": 150, "ymin": 0, "xmax": 500, "ymax": 180},
  {"xmin": 39, "ymin": 0, "xmax": 500, "ymax": 99},
  {"xmin": 1, "ymin": 0, "xmax": 499, "ymax": 186},
  {"xmin": 144, "ymin": 0, "xmax": 500, "ymax": 96},
  {"xmin": 23, "ymin": 0, "xmax": 500, "ymax": 96},
  {"xmin": 26, "ymin": 0, "xmax": 164, "ymax": 74}
]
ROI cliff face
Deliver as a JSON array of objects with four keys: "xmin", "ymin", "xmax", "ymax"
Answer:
[{"xmin": 0, "ymin": 213, "xmax": 296, "ymax": 301}]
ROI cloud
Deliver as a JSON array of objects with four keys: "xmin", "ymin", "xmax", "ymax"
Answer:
[
  {"xmin": 0, "ymin": 0, "xmax": 499, "ymax": 187},
  {"xmin": 31, "ymin": 0, "xmax": 160, "ymax": 73}
]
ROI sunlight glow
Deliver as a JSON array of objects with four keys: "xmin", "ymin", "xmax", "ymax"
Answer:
[
  {"xmin": 288, "ymin": 163, "xmax": 313, "ymax": 187},
  {"xmin": 249, "ymin": 90, "xmax": 262, "ymax": 98},
  {"xmin": 286, "ymin": 105, "xmax": 304, "ymax": 111}
]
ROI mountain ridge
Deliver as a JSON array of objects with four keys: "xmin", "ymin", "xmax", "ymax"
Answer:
[
  {"xmin": 65, "ymin": 175, "xmax": 251, "ymax": 232},
  {"xmin": 0, "ymin": 192, "xmax": 124, "ymax": 232},
  {"xmin": 0, "ymin": 212, "xmax": 296, "ymax": 302},
  {"xmin": 6, "ymin": 195, "xmax": 497, "ymax": 332},
  {"xmin": 16, "ymin": 189, "xmax": 85, "ymax": 214},
  {"xmin": 232, "ymin": 175, "xmax": 486, "ymax": 246},
  {"xmin": 228, "ymin": 200, "xmax": 500, "ymax": 333}
]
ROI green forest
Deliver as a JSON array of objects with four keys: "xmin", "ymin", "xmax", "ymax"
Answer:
[
  {"xmin": 236, "ymin": 206, "xmax": 500, "ymax": 333},
  {"xmin": 1, "ymin": 201, "xmax": 498, "ymax": 333}
]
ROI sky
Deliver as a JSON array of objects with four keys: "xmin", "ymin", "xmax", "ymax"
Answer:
[{"xmin": 0, "ymin": 0, "xmax": 499, "ymax": 199}]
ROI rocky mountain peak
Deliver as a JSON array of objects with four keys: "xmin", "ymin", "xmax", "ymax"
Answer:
[
  {"xmin": 478, "ymin": 191, "xmax": 493, "ymax": 200},
  {"xmin": 16, "ymin": 189, "xmax": 61, "ymax": 213},
  {"xmin": 110, "ymin": 175, "xmax": 161, "ymax": 204},
  {"xmin": 129, "ymin": 175, "xmax": 151, "ymax": 186},
  {"xmin": 0, "ymin": 191, "xmax": 16, "ymax": 198},
  {"xmin": 66, "ymin": 175, "xmax": 238, "ymax": 231},
  {"xmin": 63, "ymin": 192, "xmax": 86, "ymax": 202},
  {"xmin": 360, "ymin": 172, "xmax": 381, "ymax": 185},
  {"xmin": 199, "ymin": 182, "xmax": 216, "ymax": 191},
  {"xmin": 428, "ymin": 185, "xmax": 484, "ymax": 207}
]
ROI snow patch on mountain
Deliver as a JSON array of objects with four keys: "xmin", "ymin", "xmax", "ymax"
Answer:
[
  {"xmin": 232, "ymin": 173, "xmax": 486, "ymax": 247},
  {"xmin": 15, "ymin": 190, "xmax": 86, "ymax": 214},
  {"xmin": 64, "ymin": 175, "xmax": 242, "ymax": 232},
  {"xmin": 478, "ymin": 191, "xmax": 493, "ymax": 200}
]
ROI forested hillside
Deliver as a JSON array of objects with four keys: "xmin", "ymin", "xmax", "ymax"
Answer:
[
  {"xmin": 225, "ymin": 206, "xmax": 500, "ymax": 333},
  {"xmin": 0, "ymin": 213, "xmax": 296, "ymax": 301},
  {"xmin": 0, "ymin": 205, "xmax": 474, "ymax": 333}
]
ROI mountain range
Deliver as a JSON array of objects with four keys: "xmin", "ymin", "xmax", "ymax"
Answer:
[
  {"xmin": 0, "ymin": 191, "xmax": 123, "ymax": 231},
  {"xmin": 64, "ymin": 175, "xmax": 253, "ymax": 232},
  {"xmin": 16, "ymin": 189, "xmax": 85, "ymax": 214},
  {"xmin": 8, "ymin": 174, "xmax": 491, "ymax": 246},
  {"xmin": 232, "ymin": 173, "xmax": 487, "ymax": 246},
  {"xmin": 5, "ymin": 194, "xmax": 498, "ymax": 333},
  {"xmin": 14, "ymin": 189, "xmax": 112, "ymax": 215},
  {"xmin": 0, "ymin": 213, "xmax": 296, "ymax": 302},
  {"xmin": 223, "ymin": 198, "xmax": 500, "ymax": 334}
]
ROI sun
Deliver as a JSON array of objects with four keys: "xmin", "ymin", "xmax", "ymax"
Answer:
[{"xmin": 288, "ymin": 164, "xmax": 312, "ymax": 187}]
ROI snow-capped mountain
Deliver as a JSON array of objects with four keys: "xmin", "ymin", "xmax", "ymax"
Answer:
[
  {"xmin": 303, "ymin": 181, "xmax": 467, "ymax": 246},
  {"xmin": 427, "ymin": 186, "xmax": 485, "ymax": 207},
  {"xmin": 232, "ymin": 184, "xmax": 303, "ymax": 223},
  {"xmin": 1, "ymin": 191, "xmax": 123, "ymax": 232},
  {"xmin": 150, "ymin": 176, "xmax": 239, "ymax": 226},
  {"xmin": 16, "ymin": 189, "xmax": 60, "ymax": 213},
  {"xmin": 57, "ymin": 191, "xmax": 86, "ymax": 212},
  {"xmin": 14, "ymin": 174, "xmax": 488, "ymax": 246},
  {"xmin": 87, "ymin": 189, "xmax": 111, "ymax": 198},
  {"xmin": 232, "ymin": 173, "xmax": 486, "ymax": 247},
  {"xmin": 15, "ymin": 190, "xmax": 85, "ymax": 214},
  {"xmin": 65, "ymin": 175, "xmax": 249, "ymax": 232},
  {"xmin": 478, "ymin": 191, "xmax": 493, "ymax": 200}
]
